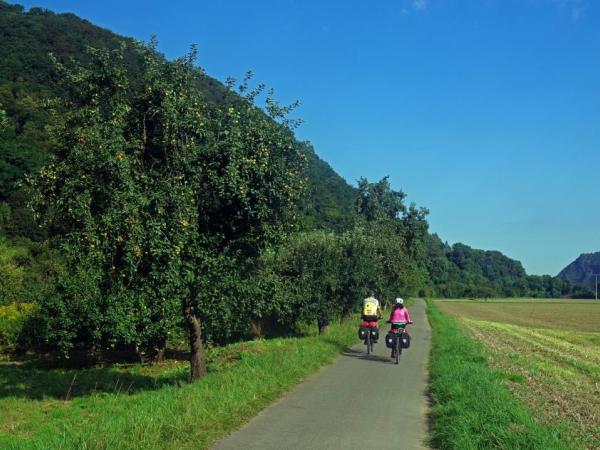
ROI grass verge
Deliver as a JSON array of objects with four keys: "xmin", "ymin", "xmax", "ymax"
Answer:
[
  {"xmin": 427, "ymin": 300, "xmax": 572, "ymax": 450},
  {"xmin": 0, "ymin": 319, "xmax": 357, "ymax": 449}
]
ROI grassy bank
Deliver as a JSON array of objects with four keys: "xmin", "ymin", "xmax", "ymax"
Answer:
[
  {"xmin": 0, "ymin": 319, "xmax": 357, "ymax": 449},
  {"xmin": 427, "ymin": 300, "xmax": 572, "ymax": 450}
]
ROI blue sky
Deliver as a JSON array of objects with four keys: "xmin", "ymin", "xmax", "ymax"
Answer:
[{"xmin": 15, "ymin": 0, "xmax": 600, "ymax": 275}]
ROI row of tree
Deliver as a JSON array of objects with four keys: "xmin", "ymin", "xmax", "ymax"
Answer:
[{"xmin": 2, "ymin": 43, "xmax": 428, "ymax": 380}]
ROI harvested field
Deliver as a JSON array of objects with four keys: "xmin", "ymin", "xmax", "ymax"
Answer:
[
  {"xmin": 436, "ymin": 299, "xmax": 600, "ymax": 450},
  {"xmin": 437, "ymin": 299, "xmax": 600, "ymax": 332}
]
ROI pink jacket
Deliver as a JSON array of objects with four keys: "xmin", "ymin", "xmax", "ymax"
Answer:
[{"xmin": 389, "ymin": 307, "xmax": 412, "ymax": 323}]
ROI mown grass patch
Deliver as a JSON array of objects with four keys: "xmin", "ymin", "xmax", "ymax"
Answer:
[
  {"xmin": 0, "ymin": 319, "xmax": 357, "ymax": 449},
  {"xmin": 427, "ymin": 300, "xmax": 572, "ymax": 450}
]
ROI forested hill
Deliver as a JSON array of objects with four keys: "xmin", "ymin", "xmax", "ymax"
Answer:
[
  {"xmin": 0, "ymin": 1, "xmax": 139, "ymax": 210},
  {"xmin": 0, "ymin": 2, "xmax": 227, "ymax": 106},
  {"xmin": 301, "ymin": 145, "xmax": 357, "ymax": 231},
  {"xmin": 0, "ymin": 1, "xmax": 356, "ymax": 233},
  {"xmin": 557, "ymin": 252, "xmax": 600, "ymax": 291}
]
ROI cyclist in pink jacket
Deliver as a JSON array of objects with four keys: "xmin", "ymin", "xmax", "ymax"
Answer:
[
  {"xmin": 388, "ymin": 297, "xmax": 412, "ymax": 358},
  {"xmin": 388, "ymin": 297, "xmax": 412, "ymax": 323}
]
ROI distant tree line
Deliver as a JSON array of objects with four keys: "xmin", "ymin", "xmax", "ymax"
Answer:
[{"xmin": 424, "ymin": 236, "xmax": 592, "ymax": 298}]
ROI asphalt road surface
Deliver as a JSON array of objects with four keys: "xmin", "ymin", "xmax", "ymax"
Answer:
[{"xmin": 213, "ymin": 299, "xmax": 431, "ymax": 450}]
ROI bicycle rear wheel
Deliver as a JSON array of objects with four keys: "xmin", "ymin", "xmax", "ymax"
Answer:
[
  {"xmin": 395, "ymin": 336, "xmax": 400, "ymax": 365},
  {"xmin": 366, "ymin": 332, "xmax": 371, "ymax": 355}
]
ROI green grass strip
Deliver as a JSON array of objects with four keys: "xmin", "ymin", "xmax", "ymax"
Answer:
[
  {"xmin": 427, "ymin": 300, "xmax": 572, "ymax": 450},
  {"xmin": 0, "ymin": 320, "xmax": 357, "ymax": 449}
]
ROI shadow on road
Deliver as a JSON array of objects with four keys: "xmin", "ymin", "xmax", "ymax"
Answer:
[{"xmin": 342, "ymin": 348, "xmax": 393, "ymax": 364}]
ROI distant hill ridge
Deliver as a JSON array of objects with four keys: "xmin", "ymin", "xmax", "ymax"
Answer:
[{"xmin": 557, "ymin": 252, "xmax": 600, "ymax": 291}]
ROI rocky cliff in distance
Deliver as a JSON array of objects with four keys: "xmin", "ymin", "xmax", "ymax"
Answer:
[{"xmin": 557, "ymin": 252, "xmax": 600, "ymax": 291}]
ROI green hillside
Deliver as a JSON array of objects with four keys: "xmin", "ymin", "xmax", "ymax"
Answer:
[
  {"xmin": 0, "ymin": 1, "xmax": 356, "ymax": 234},
  {"xmin": 300, "ymin": 144, "xmax": 357, "ymax": 232}
]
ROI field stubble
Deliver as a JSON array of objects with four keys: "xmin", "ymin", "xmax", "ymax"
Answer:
[{"xmin": 438, "ymin": 299, "xmax": 600, "ymax": 450}]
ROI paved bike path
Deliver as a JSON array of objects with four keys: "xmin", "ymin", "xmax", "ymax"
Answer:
[{"xmin": 213, "ymin": 299, "xmax": 431, "ymax": 450}]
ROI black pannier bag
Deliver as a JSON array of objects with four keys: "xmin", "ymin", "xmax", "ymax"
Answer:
[
  {"xmin": 358, "ymin": 327, "xmax": 368, "ymax": 340},
  {"xmin": 370, "ymin": 328, "xmax": 379, "ymax": 342},
  {"xmin": 401, "ymin": 333, "xmax": 411, "ymax": 348},
  {"xmin": 385, "ymin": 332, "xmax": 395, "ymax": 349}
]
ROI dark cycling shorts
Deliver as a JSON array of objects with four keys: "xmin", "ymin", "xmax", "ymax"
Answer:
[{"xmin": 362, "ymin": 315, "xmax": 378, "ymax": 322}]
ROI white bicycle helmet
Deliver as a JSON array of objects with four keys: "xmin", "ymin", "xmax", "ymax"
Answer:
[{"xmin": 395, "ymin": 297, "xmax": 404, "ymax": 305}]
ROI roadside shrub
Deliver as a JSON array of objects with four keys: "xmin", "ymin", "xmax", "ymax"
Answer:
[
  {"xmin": 0, "ymin": 238, "xmax": 62, "ymax": 308},
  {"xmin": 0, "ymin": 240, "xmax": 26, "ymax": 305},
  {"xmin": 0, "ymin": 302, "xmax": 36, "ymax": 347}
]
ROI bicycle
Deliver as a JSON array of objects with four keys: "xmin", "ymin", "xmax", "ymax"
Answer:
[
  {"xmin": 359, "ymin": 319, "xmax": 379, "ymax": 355},
  {"xmin": 388, "ymin": 321, "xmax": 412, "ymax": 365}
]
